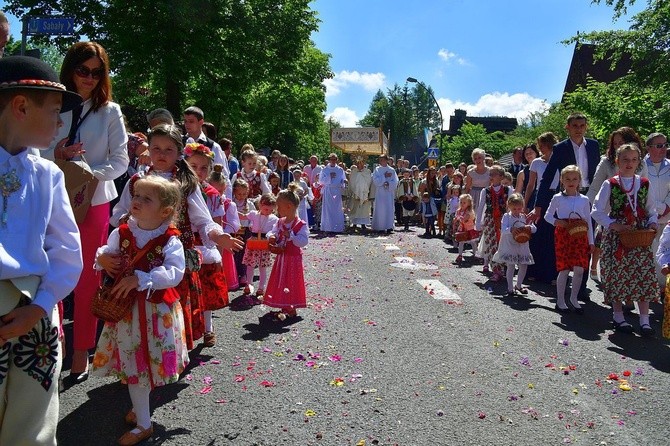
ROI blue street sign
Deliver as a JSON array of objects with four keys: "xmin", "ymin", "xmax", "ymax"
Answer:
[
  {"xmin": 427, "ymin": 148, "xmax": 439, "ymax": 159},
  {"xmin": 27, "ymin": 17, "xmax": 75, "ymax": 35}
]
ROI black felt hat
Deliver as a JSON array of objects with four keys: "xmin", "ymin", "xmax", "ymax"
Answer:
[{"xmin": 0, "ymin": 56, "xmax": 81, "ymax": 112}]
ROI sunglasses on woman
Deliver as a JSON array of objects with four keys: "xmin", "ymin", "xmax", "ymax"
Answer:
[{"xmin": 74, "ymin": 65, "xmax": 104, "ymax": 80}]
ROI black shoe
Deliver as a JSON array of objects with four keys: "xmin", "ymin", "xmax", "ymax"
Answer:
[
  {"xmin": 554, "ymin": 305, "xmax": 570, "ymax": 314},
  {"xmin": 506, "ymin": 291, "xmax": 516, "ymax": 298},
  {"xmin": 612, "ymin": 320, "xmax": 634, "ymax": 334},
  {"xmin": 62, "ymin": 369, "xmax": 89, "ymax": 387},
  {"xmin": 640, "ymin": 324, "xmax": 655, "ymax": 337}
]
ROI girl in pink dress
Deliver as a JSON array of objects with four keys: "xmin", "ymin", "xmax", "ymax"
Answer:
[{"xmin": 264, "ymin": 186, "xmax": 309, "ymax": 320}]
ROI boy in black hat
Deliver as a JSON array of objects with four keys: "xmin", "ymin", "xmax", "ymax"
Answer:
[{"xmin": 0, "ymin": 56, "xmax": 83, "ymax": 445}]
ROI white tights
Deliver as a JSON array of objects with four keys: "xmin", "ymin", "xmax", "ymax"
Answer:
[
  {"xmin": 556, "ymin": 267, "xmax": 584, "ymax": 309},
  {"xmin": 246, "ymin": 266, "xmax": 268, "ymax": 291},
  {"xmin": 204, "ymin": 310, "xmax": 213, "ymax": 332},
  {"xmin": 505, "ymin": 263, "xmax": 527, "ymax": 291},
  {"xmin": 128, "ymin": 383, "xmax": 151, "ymax": 430}
]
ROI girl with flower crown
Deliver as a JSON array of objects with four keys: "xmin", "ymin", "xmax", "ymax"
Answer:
[
  {"xmin": 109, "ymin": 124, "xmax": 242, "ymax": 349},
  {"xmin": 185, "ymin": 144, "xmax": 231, "ymax": 348},
  {"xmin": 592, "ymin": 143, "xmax": 660, "ymax": 335}
]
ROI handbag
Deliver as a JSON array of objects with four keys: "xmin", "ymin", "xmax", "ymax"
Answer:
[
  {"xmin": 55, "ymin": 156, "xmax": 98, "ymax": 224},
  {"xmin": 91, "ymin": 237, "xmax": 162, "ymax": 323}
]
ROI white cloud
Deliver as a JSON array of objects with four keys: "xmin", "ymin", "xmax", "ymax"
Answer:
[
  {"xmin": 438, "ymin": 48, "xmax": 469, "ymax": 66},
  {"xmin": 326, "ymin": 107, "xmax": 360, "ymax": 128},
  {"xmin": 437, "ymin": 92, "xmax": 547, "ymax": 129},
  {"xmin": 324, "ymin": 70, "xmax": 386, "ymax": 97},
  {"xmin": 438, "ymin": 48, "xmax": 456, "ymax": 62}
]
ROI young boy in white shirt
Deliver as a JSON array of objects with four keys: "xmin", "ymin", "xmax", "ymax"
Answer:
[{"xmin": 0, "ymin": 56, "xmax": 83, "ymax": 445}]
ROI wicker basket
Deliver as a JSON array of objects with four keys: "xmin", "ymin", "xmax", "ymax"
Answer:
[
  {"xmin": 246, "ymin": 231, "xmax": 269, "ymax": 251},
  {"xmin": 91, "ymin": 276, "xmax": 135, "ymax": 322},
  {"xmin": 512, "ymin": 221, "xmax": 532, "ymax": 243},
  {"xmin": 565, "ymin": 212, "xmax": 588, "ymax": 239},
  {"xmin": 619, "ymin": 228, "xmax": 656, "ymax": 249}
]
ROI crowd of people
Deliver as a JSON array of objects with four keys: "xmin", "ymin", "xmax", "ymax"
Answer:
[
  {"xmin": 301, "ymin": 115, "xmax": 670, "ymax": 343},
  {"xmin": 0, "ymin": 42, "xmax": 313, "ymax": 445},
  {"xmin": 1, "ymin": 33, "xmax": 670, "ymax": 445}
]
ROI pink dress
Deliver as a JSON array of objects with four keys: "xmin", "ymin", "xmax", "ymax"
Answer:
[{"xmin": 263, "ymin": 217, "xmax": 309, "ymax": 310}]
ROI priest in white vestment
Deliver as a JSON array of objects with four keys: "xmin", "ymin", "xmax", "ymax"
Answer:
[
  {"xmin": 371, "ymin": 154, "xmax": 399, "ymax": 232},
  {"xmin": 318, "ymin": 153, "xmax": 346, "ymax": 233}
]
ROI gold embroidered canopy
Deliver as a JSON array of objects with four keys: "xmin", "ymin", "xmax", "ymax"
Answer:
[{"xmin": 330, "ymin": 127, "xmax": 388, "ymax": 155}]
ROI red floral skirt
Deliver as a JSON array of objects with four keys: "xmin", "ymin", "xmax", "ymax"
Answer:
[
  {"xmin": 554, "ymin": 226, "xmax": 589, "ymax": 271},
  {"xmin": 176, "ymin": 272, "xmax": 204, "ymax": 350},
  {"xmin": 200, "ymin": 262, "xmax": 229, "ymax": 311}
]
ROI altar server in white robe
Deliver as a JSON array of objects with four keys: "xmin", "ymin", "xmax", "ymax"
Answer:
[
  {"xmin": 349, "ymin": 158, "xmax": 373, "ymax": 230},
  {"xmin": 371, "ymin": 154, "xmax": 399, "ymax": 233},
  {"xmin": 318, "ymin": 153, "xmax": 346, "ymax": 233}
]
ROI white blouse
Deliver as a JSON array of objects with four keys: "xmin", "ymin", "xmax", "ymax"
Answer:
[
  {"xmin": 247, "ymin": 211, "xmax": 279, "ymax": 234},
  {"xmin": 267, "ymin": 218, "xmax": 309, "ymax": 248},
  {"xmin": 96, "ymin": 219, "xmax": 185, "ymax": 294},
  {"xmin": 46, "ymin": 100, "xmax": 129, "ymax": 206},
  {"xmin": 0, "ymin": 146, "xmax": 82, "ymax": 314},
  {"xmin": 544, "ymin": 193, "xmax": 594, "ymax": 244},
  {"xmin": 591, "ymin": 175, "xmax": 658, "ymax": 229}
]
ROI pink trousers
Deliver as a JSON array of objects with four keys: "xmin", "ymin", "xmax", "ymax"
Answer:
[{"xmin": 72, "ymin": 203, "xmax": 110, "ymax": 351}]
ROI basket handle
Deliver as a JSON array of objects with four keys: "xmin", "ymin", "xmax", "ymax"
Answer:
[{"xmin": 568, "ymin": 211, "xmax": 583, "ymax": 220}]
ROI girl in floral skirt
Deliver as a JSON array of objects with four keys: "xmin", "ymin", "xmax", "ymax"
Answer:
[
  {"xmin": 241, "ymin": 193, "xmax": 279, "ymax": 298},
  {"xmin": 93, "ymin": 176, "xmax": 189, "ymax": 445},
  {"xmin": 544, "ymin": 166, "xmax": 594, "ymax": 313},
  {"xmin": 592, "ymin": 143, "xmax": 659, "ymax": 335},
  {"xmin": 475, "ymin": 165, "xmax": 513, "ymax": 281}
]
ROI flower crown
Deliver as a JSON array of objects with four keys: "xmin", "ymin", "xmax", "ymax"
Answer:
[{"xmin": 184, "ymin": 142, "xmax": 214, "ymax": 159}]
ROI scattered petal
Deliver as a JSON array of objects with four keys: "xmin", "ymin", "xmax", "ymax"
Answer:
[
  {"xmin": 199, "ymin": 386, "xmax": 212, "ymax": 394},
  {"xmin": 623, "ymin": 370, "xmax": 631, "ymax": 377},
  {"xmin": 260, "ymin": 380, "xmax": 275, "ymax": 387},
  {"xmin": 234, "ymin": 375, "xmax": 245, "ymax": 382},
  {"xmin": 477, "ymin": 411, "xmax": 486, "ymax": 419},
  {"xmin": 304, "ymin": 409, "xmax": 316, "ymax": 417},
  {"xmin": 328, "ymin": 354, "xmax": 342, "ymax": 362}
]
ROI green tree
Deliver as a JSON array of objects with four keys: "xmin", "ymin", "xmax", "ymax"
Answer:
[{"xmin": 5, "ymin": 0, "xmax": 331, "ymax": 160}]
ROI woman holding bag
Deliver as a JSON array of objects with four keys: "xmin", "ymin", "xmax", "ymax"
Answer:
[{"xmin": 47, "ymin": 41, "xmax": 129, "ymax": 385}]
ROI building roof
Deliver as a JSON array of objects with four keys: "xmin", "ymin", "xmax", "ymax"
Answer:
[
  {"xmin": 562, "ymin": 42, "xmax": 632, "ymax": 98},
  {"xmin": 446, "ymin": 109, "xmax": 517, "ymax": 136}
]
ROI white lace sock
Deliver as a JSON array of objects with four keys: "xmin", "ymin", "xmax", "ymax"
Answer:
[
  {"xmin": 556, "ymin": 270, "xmax": 569, "ymax": 309},
  {"xmin": 638, "ymin": 301, "xmax": 650, "ymax": 326},
  {"xmin": 612, "ymin": 301, "xmax": 625, "ymax": 323},
  {"xmin": 569, "ymin": 267, "xmax": 584, "ymax": 309},
  {"xmin": 128, "ymin": 383, "xmax": 152, "ymax": 430},
  {"xmin": 204, "ymin": 311, "xmax": 213, "ymax": 332}
]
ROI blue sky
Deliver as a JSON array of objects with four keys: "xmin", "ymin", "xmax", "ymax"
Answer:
[
  {"xmin": 2, "ymin": 1, "xmax": 642, "ymax": 130},
  {"xmin": 310, "ymin": 0, "xmax": 643, "ymax": 128}
]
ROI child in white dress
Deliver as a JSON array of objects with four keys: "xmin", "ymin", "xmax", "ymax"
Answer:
[{"xmin": 492, "ymin": 194, "xmax": 536, "ymax": 296}]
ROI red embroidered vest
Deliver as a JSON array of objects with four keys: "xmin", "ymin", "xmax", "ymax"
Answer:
[{"xmin": 118, "ymin": 224, "xmax": 181, "ymax": 305}]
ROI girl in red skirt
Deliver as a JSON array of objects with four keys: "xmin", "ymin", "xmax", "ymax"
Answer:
[
  {"xmin": 264, "ymin": 186, "xmax": 309, "ymax": 320},
  {"xmin": 544, "ymin": 165, "xmax": 594, "ymax": 313},
  {"xmin": 185, "ymin": 143, "xmax": 229, "ymax": 347}
]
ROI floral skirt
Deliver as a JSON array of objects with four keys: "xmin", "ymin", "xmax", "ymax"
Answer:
[
  {"xmin": 176, "ymin": 272, "xmax": 204, "ymax": 350},
  {"xmin": 200, "ymin": 262, "xmax": 229, "ymax": 311},
  {"xmin": 554, "ymin": 226, "xmax": 589, "ymax": 271},
  {"xmin": 476, "ymin": 214, "xmax": 499, "ymax": 264},
  {"xmin": 92, "ymin": 300, "xmax": 189, "ymax": 388},
  {"xmin": 600, "ymin": 228, "xmax": 660, "ymax": 304},
  {"xmin": 242, "ymin": 246, "xmax": 273, "ymax": 268},
  {"xmin": 444, "ymin": 212, "xmax": 455, "ymax": 241}
]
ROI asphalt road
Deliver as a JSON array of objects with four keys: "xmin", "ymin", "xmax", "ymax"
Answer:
[{"xmin": 58, "ymin": 225, "xmax": 670, "ymax": 446}]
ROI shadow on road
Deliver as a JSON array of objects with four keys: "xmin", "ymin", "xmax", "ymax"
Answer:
[{"xmin": 241, "ymin": 313, "xmax": 303, "ymax": 341}]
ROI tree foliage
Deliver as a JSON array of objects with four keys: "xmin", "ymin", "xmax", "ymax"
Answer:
[
  {"xmin": 359, "ymin": 83, "xmax": 442, "ymax": 158},
  {"xmin": 5, "ymin": 0, "xmax": 333, "ymax": 159}
]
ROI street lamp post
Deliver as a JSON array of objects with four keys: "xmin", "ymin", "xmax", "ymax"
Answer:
[{"xmin": 407, "ymin": 77, "xmax": 444, "ymax": 164}]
